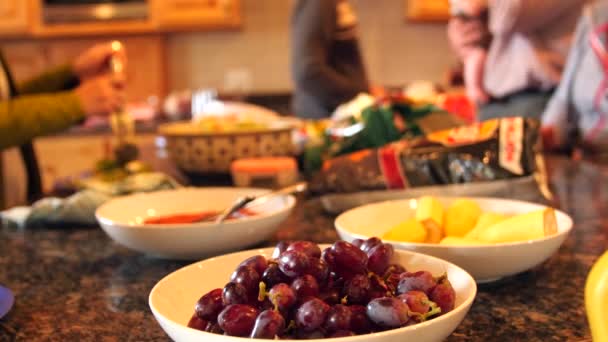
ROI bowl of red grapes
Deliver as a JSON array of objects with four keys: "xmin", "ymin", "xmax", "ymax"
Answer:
[{"xmin": 149, "ymin": 238, "xmax": 476, "ymax": 341}]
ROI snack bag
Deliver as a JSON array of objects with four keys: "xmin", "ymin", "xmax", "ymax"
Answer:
[{"xmin": 310, "ymin": 117, "xmax": 540, "ymax": 194}]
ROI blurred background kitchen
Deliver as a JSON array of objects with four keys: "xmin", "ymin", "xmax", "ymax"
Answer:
[{"xmin": 0, "ymin": 0, "xmax": 458, "ymax": 208}]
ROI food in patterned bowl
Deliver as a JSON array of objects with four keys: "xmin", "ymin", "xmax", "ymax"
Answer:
[{"xmin": 159, "ymin": 104, "xmax": 296, "ymax": 174}]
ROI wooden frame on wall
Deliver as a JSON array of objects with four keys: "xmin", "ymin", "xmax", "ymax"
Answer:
[{"xmin": 405, "ymin": 0, "xmax": 451, "ymax": 22}]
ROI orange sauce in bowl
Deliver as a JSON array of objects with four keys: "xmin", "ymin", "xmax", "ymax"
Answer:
[{"xmin": 144, "ymin": 208, "xmax": 257, "ymax": 225}]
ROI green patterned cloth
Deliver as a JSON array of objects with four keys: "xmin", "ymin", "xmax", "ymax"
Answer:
[{"xmin": 1, "ymin": 172, "xmax": 181, "ymax": 228}]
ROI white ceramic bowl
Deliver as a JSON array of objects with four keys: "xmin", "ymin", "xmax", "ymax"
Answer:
[
  {"xmin": 149, "ymin": 246, "xmax": 476, "ymax": 342},
  {"xmin": 95, "ymin": 187, "xmax": 295, "ymax": 260},
  {"xmin": 335, "ymin": 197, "xmax": 573, "ymax": 283}
]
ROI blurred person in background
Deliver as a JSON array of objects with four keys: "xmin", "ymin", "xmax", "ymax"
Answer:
[
  {"xmin": 291, "ymin": 0, "xmax": 369, "ymax": 119},
  {"xmin": 0, "ymin": 41, "xmax": 127, "ymax": 206},
  {"xmin": 542, "ymin": 1, "xmax": 608, "ymax": 154},
  {"xmin": 448, "ymin": 0, "xmax": 589, "ymax": 121},
  {"xmin": 449, "ymin": 0, "xmax": 491, "ymax": 105}
]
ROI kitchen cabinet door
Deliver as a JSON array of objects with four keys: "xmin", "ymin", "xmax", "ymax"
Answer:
[
  {"xmin": 0, "ymin": 0, "xmax": 30, "ymax": 36},
  {"xmin": 2, "ymin": 36, "xmax": 167, "ymax": 103},
  {"xmin": 152, "ymin": 0, "xmax": 241, "ymax": 31}
]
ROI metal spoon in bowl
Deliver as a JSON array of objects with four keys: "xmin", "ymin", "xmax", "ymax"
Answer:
[{"xmin": 213, "ymin": 182, "xmax": 308, "ymax": 224}]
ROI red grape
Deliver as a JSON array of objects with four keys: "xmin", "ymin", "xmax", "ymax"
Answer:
[
  {"xmin": 384, "ymin": 264, "xmax": 407, "ymax": 277},
  {"xmin": 368, "ymin": 289, "xmax": 389, "ymax": 301},
  {"xmin": 326, "ymin": 272, "xmax": 346, "ymax": 289},
  {"xmin": 195, "ymin": 288, "xmax": 224, "ymax": 321},
  {"xmin": 330, "ymin": 330, "xmax": 355, "ymax": 337},
  {"xmin": 351, "ymin": 238, "xmax": 364, "ymax": 248},
  {"xmin": 287, "ymin": 241, "xmax": 321, "ymax": 259},
  {"xmin": 291, "ymin": 275, "xmax": 320, "ymax": 299},
  {"xmin": 344, "ymin": 273, "xmax": 370, "ymax": 304},
  {"xmin": 366, "ymin": 297, "xmax": 409, "ymax": 328},
  {"xmin": 321, "ymin": 248, "xmax": 336, "ymax": 266},
  {"xmin": 384, "ymin": 276, "xmax": 400, "ymax": 293},
  {"xmin": 205, "ymin": 322, "xmax": 223, "ymax": 334},
  {"xmin": 278, "ymin": 250, "xmax": 310, "ymax": 278},
  {"xmin": 368, "ymin": 274, "xmax": 391, "ymax": 300},
  {"xmin": 239, "ymin": 255, "xmax": 268, "ymax": 275},
  {"xmin": 367, "ymin": 243, "xmax": 394, "ymax": 275},
  {"xmin": 296, "ymin": 330, "xmax": 325, "ymax": 339},
  {"xmin": 255, "ymin": 299, "xmax": 274, "ymax": 312},
  {"xmin": 334, "ymin": 269, "xmax": 360, "ymax": 283},
  {"xmin": 222, "ymin": 282, "xmax": 250, "ymax": 305},
  {"xmin": 262, "ymin": 263, "xmax": 289, "ymax": 288},
  {"xmin": 397, "ymin": 271, "xmax": 437, "ymax": 295},
  {"xmin": 187, "ymin": 314, "xmax": 208, "ymax": 331},
  {"xmin": 250, "ymin": 309, "xmax": 286, "ymax": 339},
  {"xmin": 268, "ymin": 283, "xmax": 296, "ymax": 311},
  {"xmin": 324, "ymin": 304, "xmax": 352, "ymax": 333},
  {"xmin": 307, "ymin": 258, "xmax": 329, "ymax": 285},
  {"xmin": 231, "ymin": 266, "xmax": 260, "ymax": 296},
  {"xmin": 429, "ymin": 277, "xmax": 455, "ymax": 315},
  {"xmin": 217, "ymin": 304, "xmax": 259, "ymax": 337},
  {"xmin": 330, "ymin": 241, "xmax": 368, "ymax": 274},
  {"xmin": 272, "ymin": 241, "xmax": 291, "ymax": 259},
  {"xmin": 360, "ymin": 237, "xmax": 382, "ymax": 253},
  {"xmin": 398, "ymin": 291, "xmax": 430, "ymax": 315},
  {"xmin": 384, "ymin": 264, "xmax": 407, "ymax": 292},
  {"xmin": 295, "ymin": 298, "xmax": 330, "ymax": 332},
  {"xmin": 319, "ymin": 289, "xmax": 341, "ymax": 305},
  {"xmin": 349, "ymin": 305, "xmax": 372, "ymax": 334}
]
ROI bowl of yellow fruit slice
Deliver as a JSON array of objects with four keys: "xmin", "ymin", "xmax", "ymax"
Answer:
[{"xmin": 334, "ymin": 196, "xmax": 573, "ymax": 283}]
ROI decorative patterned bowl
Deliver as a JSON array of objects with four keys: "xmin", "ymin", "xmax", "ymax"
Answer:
[
  {"xmin": 160, "ymin": 122, "xmax": 295, "ymax": 174},
  {"xmin": 159, "ymin": 101, "xmax": 297, "ymax": 174}
]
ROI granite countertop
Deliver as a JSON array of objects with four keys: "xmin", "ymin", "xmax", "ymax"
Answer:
[{"xmin": 0, "ymin": 155, "xmax": 606, "ymax": 341}]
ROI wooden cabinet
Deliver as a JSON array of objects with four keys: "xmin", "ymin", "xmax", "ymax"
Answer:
[
  {"xmin": 0, "ymin": 0, "xmax": 241, "ymax": 38},
  {"xmin": 405, "ymin": 0, "xmax": 450, "ymax": 22},
  {"xmin": 28, "ymin": 0, "xmax": 155, "ymax": 37},
  {"xmin": 152, "ymin": 0, "xmax": 241, "ymax": 31},
  {"xmin": 0, "ymin": 0, "xmax": 30, "ymax": 36},
  {"xmin": 2, "ymin": 36, "xmax": 167, "ymax": 103}
]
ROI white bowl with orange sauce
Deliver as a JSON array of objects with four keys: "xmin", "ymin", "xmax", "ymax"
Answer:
[{"xmin": 95, "ymin": 187, "xmax": 295, "ymax": 260}]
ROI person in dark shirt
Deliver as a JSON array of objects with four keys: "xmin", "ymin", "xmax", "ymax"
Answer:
[{"xmin": 291, "ymin": 0, "xmax": 369, "ymax": 119}]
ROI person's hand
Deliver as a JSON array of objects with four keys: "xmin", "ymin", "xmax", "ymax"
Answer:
[
  {"xmin": 459, "ymin": 0, "xmax": 487, "ymax": 17},
  {"xmin": 74, "ymin": 74, "xmax": 125, "ymax": 117},
  {"xmin": 72, "ymin": 41, "xmax": 127, "ymax": 81},
  {"xmin": 541, "ymin": 126, "xmax": 559, "ymax": 151},
  {"xmin": 447, "ymin": 17, "xmax": 485, "ymax": 59}
]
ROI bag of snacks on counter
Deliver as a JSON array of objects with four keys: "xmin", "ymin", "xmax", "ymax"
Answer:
[
  {"xmin": 310, "ymin": 117, "xmax": 541, "ymax": 194},
  {"xmin": 303, "ymin": 93, "xmax": 466, "ymax": 173}
]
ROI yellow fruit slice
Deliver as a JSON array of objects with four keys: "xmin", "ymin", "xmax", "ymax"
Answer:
[
  {"xmin": 383, "ymin": 218, "xmax": 427, "ymax": 243},
  {"xmin": 439, "ymin": 236, "xmax": 489, "ymax": 246},
  {"xmin": 585, "ymin": 251, "xmax": 608, "ymax": 342},
  {"xmin": 477, "ymin": 208, "xmax": 558, "ymax": 243},
  {"xmin": 465, "ymin": 212, "xmax": 509, "ymax": 240},
  {"xmin": 444, "ymin": 198, "xmax": 482, "ymax": 237},
  {"xmin": 421, "ymin": 221, "xmax": 444, "ymax": 243},
  {"xmin": 415, "ymin": 196, "xmax": 445, "ymax": 243},
  {"xmin": 416, "ymin": 196, "xmax": 444, "ymax": 228}
]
